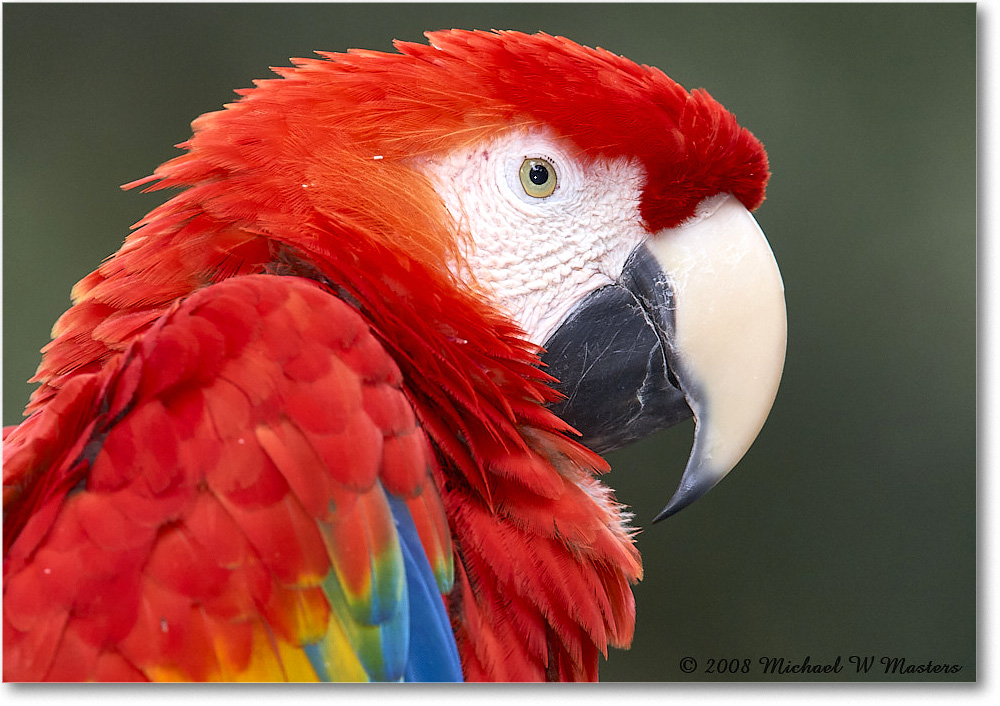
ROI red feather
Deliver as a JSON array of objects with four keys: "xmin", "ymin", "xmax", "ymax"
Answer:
[{"xmin": 5, "ymin": 30, "xmax": 768, "ymax": 681}]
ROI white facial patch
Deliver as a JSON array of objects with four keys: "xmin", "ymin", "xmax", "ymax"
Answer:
[{"xmin": 414, "ymin": 128, "xmax": 649, "ymax": 345}]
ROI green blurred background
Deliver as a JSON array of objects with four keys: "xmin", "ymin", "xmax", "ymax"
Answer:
[{"xmin": 2, "ymin": 3, "xmax": 975, "ymax": 682}]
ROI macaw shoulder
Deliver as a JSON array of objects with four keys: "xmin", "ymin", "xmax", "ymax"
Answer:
[{"xmin": 2, "ymin": 274, "xmax": 461, "ymax": 682}]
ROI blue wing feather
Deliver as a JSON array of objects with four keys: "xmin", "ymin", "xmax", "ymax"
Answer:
[{"xmin": 387, "ymin": 495, "xmax": 464, "ymax": 682}]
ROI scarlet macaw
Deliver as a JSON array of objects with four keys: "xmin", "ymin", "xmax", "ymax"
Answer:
[{"xmin": 2, "ymin": 30, "xmax": 786, "ymax": 681}]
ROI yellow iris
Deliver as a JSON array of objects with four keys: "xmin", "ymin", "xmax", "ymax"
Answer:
[{"xmin": 519, "ymin": 157, "xmax": 557, "ymax": 198}]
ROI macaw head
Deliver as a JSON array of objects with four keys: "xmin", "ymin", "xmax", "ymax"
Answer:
[
  {"xmin": 114, "ymin": 30, "xmax": 785, "ymax": 521},
  {"xmin": 405, "ymin": 33, "xmax": 785, "ymax": 520}
]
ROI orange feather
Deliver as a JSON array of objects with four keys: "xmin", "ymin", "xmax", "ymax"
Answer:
[{"xmin": 5, "ymin": 30, "xmax": 770, "ymax": 681}]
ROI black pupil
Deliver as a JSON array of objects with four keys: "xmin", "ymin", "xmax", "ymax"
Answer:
[{"xmin": 528, "ymin": 163, "xmax": 549, "ymax": 185}]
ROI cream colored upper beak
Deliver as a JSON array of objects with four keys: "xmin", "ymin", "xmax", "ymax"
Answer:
[{"xmin": 648, "ymin": 194, "xmax": 787, "ymax": 520}]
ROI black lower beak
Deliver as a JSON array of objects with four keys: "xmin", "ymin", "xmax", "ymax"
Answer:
[
  {"xmin": 540, "ymin": 196, "xmax": 786, "ymax": 522},
  {"xmin": 540, "ymin": 246, "xmax": 691, "ymax": 455}
]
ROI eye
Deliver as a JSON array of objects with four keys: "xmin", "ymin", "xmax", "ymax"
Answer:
[{"xmin": 519, "ymin": 157, "xmax": 557, "ymax": 198}]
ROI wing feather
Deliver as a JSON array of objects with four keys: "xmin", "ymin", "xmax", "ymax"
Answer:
[{"xmin": 2, "ymin": 274, "xmax": 459, "ymax": 682}]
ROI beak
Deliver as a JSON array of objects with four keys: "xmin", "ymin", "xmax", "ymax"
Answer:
[{"xmin": 541, "ymin": 194, "xmax": 786, "ymax": 521}]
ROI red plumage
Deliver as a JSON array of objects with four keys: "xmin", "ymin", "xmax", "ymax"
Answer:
[{"xmin": 4, "ymin": 30, "xmax": 769, "ymax": 681}]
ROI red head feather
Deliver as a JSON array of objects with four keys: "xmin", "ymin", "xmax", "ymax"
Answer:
[
  {"xmin": 128, "ymin": 30, "xmax": 768, "ymax": 260},
  {"xmin": 392, "ymin": 30, "xmax": 769, "ymax": 231}
]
